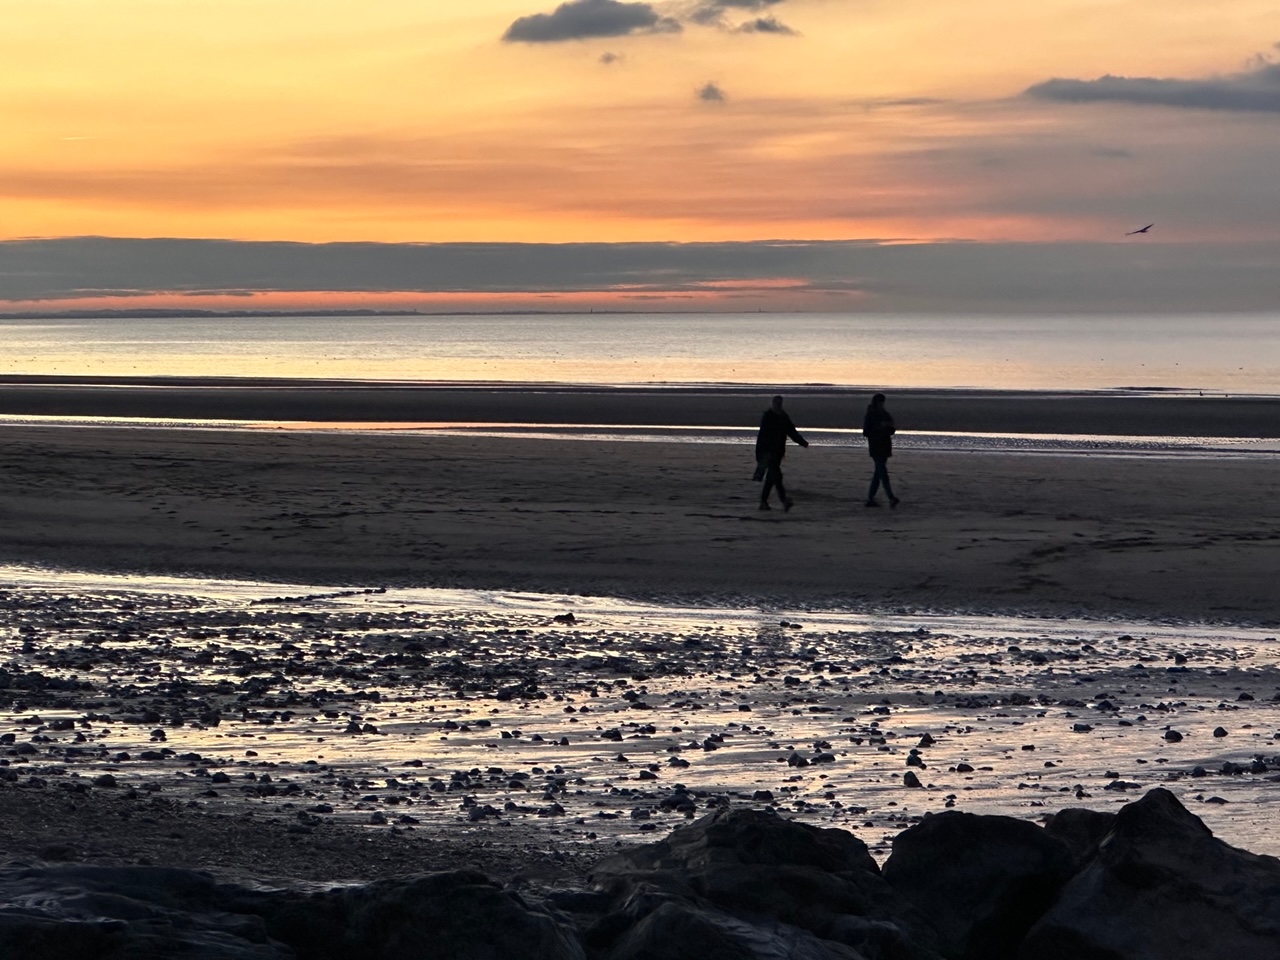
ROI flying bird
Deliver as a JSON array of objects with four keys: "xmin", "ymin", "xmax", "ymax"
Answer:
[{"xmin": 1125, "ymin": 223, "xmax": 1154, "ymax": 236}]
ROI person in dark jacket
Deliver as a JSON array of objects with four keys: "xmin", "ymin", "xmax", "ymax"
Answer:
[
  {"xmin": 862, "ymin": 392, "xmax": 899, "ymax": 508},
  {"xmin": 754, "ymin": 395, "xmax": 809, "ymax": 511}
]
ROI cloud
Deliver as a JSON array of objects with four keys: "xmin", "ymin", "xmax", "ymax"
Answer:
[
  {"xmin": 688, "ymin": 0, "xmax": 784, "ymax": 26},
  {"xmin": 1026, "ymin": 60, "xmax": 1280, "ymax": 114},
  {"xmin": 736, "ymin": 15, "xmax": 796, "ymax": 35},
  {"xmin": 503, "ymin": 0, "xmax": 681, "ymax": 43},
  {"xmin": 698, "ymin": 82, "xmax": 726, "ymax": 102}
]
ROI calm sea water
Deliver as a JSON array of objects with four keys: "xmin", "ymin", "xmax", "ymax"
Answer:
[{"xmin": 4, "ymin": 312, "xmax": 1280, "ymax": 393}]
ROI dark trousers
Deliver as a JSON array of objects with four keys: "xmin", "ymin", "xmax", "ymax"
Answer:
[
  {"xmin": 761, "ymin": 457, "xmax": 788, "ymax": 504},
  {"xmin": 867, "ymin": 457, "xmax": 895, "ymax": 502}
]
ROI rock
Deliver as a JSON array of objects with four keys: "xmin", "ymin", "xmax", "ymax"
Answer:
[
  {"xmin": 1213, "ymin": 727, "xmax": 1229, "ymax": 738},
  {"xmin": 904, "ymin": 771, "xmax": 923, "ymax": 789},
  {"xmin": 1019, "ymin": 788, "xmax": 1280, "ymax": 960},
  {"xmin": 596, "ymin": 808, "xmax": 879, "ymax": 878},
  {"xmin": 0, "ymin": 864, "xmax": 584, "ymax": 960},
  {"xmin": 882, "ymin": 810, "xmax": 1075, "ymax": 960},
  {"xmin": 1041, "ymin": 808, "xmax": 1116, "ymax": 866},
  {"xmin": 1163, "ymin": 730, "xmax": 1183, "ymax": 743},
  {"xmin": 604, "ymin": 900, "xmax": 867, "ymax": 960},
  {"xmin": 591, "ymin": 808, "xmax": 941, "ymax": 960}
]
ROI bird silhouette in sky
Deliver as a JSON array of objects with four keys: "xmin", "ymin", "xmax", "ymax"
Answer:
[{"xmin": 1125, "ymin": 223, "xmax": 1154, "ymax": 236}]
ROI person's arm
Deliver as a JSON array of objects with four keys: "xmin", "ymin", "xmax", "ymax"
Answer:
[{"xmin": 785, "ymin": 415, "xmax": 809, "ymax": 448}]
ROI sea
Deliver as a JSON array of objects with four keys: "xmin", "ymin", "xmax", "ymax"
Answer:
[{"xmin": 4, "ymin": 311, "xmax": 1280, "ymax": 394}]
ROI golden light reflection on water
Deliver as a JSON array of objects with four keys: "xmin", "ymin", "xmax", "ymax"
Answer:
[{"xmin": 5, "ymin": 313, "xmax": 1279, "ymax": 392}]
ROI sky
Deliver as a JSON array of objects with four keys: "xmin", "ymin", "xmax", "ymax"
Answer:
[{"xmin": 2, "ymin": 0, "xmax": 1279, "ymax": 312}]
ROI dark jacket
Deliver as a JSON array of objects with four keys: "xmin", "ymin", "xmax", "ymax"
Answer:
[
  {"xmin": 756, "ymin": 408, "xmax": 806, "ymax": 462},
  {"xmin": 863, "ymin": 405, "xmax": 895, "ymax": 459}
]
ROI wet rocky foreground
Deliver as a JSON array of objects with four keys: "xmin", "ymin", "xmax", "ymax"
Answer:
[{"xmin": 1, "ymin": 575, "xmax": 1279, "ymax": 861}]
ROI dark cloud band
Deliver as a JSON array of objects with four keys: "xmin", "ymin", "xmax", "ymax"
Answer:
[{"xmin": 4, "ymin": 237, "xmax": 1280, "ymax": 314}]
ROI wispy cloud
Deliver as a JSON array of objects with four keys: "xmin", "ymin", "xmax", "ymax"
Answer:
[
  {"xmin": 735, "ymin": 16, "xmax": 796, "ymax": 36},
  {"xmin": 687, "ymin": 0, "xmax": 784, "ymax": 27},
  {"xmin": 503, "ymin": 0, "xmax": 681, "ymax": 43},
  {"xmin": 1027, "ymin": 58, "xmax": 1280, "ymax": 114}
]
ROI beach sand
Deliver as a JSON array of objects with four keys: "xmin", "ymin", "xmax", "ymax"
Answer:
[{"xmin": 0, "ymin": 423, "xmax": 1277, "ymax": 623}]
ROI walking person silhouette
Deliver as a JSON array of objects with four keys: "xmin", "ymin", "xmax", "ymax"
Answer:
[
  {"xmin": 754, "ymin": 395, "xmax": 809, "ymax": 511},
  {"xmin": 862, "ymin": 393, "xmax": 900, "ymax": 508}
]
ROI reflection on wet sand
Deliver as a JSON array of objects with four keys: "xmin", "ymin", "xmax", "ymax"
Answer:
[{"xmin": 2, "ymin": 567, "xmax": 1277, "ymax": 861}]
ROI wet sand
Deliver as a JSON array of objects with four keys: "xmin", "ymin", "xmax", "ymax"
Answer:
[{"xmin": 0, "ymin": 425, "xmax": 1278, "ymax": 623}]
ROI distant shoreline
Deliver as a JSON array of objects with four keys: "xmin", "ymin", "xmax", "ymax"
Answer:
[{"xmin": 2, "ymin": 377, "xmax": 1279, "ymax": 437}]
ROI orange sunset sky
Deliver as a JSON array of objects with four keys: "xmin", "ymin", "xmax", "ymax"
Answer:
[{"xmin": 2, "ymin": 0, "xmax": 1279, "ymax": 311}]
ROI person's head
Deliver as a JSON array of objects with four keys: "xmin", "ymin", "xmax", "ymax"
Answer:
[
  {"xmin": 771, "ymin": 395, "xmax": 784, "ymax": 411},
  {"xmin": 871, "ymin": 392, "xmax": 886, "ymax": 406}
]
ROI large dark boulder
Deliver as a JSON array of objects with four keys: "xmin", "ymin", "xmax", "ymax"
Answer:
[
  {"xmin": 253, "ymin": 869, "xmax": 585, "ymax": 960},
  {"xmin": 0, "ymin": 863, "xmax": 288, "ymax": 959},
  {"xmin": 881, "ymin": 810, "xmax": 1075, "ymax": 960},
  {"xmin": 591, "ymin": 808, "xmax": 942, "ymax": 960},
  {"xmin": 597, "ymin": 806, "xmax": 879, "ymax": 877},
  {"xmin": 0, "ymin": 863, "xmax": 584, "ymax": 960},
  {"xmin": 1019, "ymin": 788, "xmax": 1280, "ymax": 960},
  {"xmin": 604, "ymin": 900, "xmax": 869, "ymax": 960},
  {"xmin": 1041, "ymin": 807, "xmax": 1117, "ymax": 868}
]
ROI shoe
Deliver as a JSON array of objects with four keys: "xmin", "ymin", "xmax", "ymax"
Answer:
[
  {"xmin": 865, "ymin": 500, "xmax": 880, "ymax": 508},
  {"xmin": 889, "ymin": 497, "xmax": 900, "ymax": 509},
  {"xmin": 758, "ymin": 502, "xmax": 772, "ymax": 511},
  {"xmin": 783, "ymin": 499, "xmax": 794, "ymax": 512}
]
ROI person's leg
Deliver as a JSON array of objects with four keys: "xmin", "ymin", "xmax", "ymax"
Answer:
[
  {"xmin": 776, "ymin": 471, "xmax": 792, "ymax": 510},
  {"xmin": 867, "ymin": 459, "xmax": 882, "ymax": 504},
  {"xmin": 880, "ymin": 460, "xmax": 898, "ymax": 506},
  {"xmin": 761, "ymin": 460, "xmax": 781, "ymax": 507}
]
